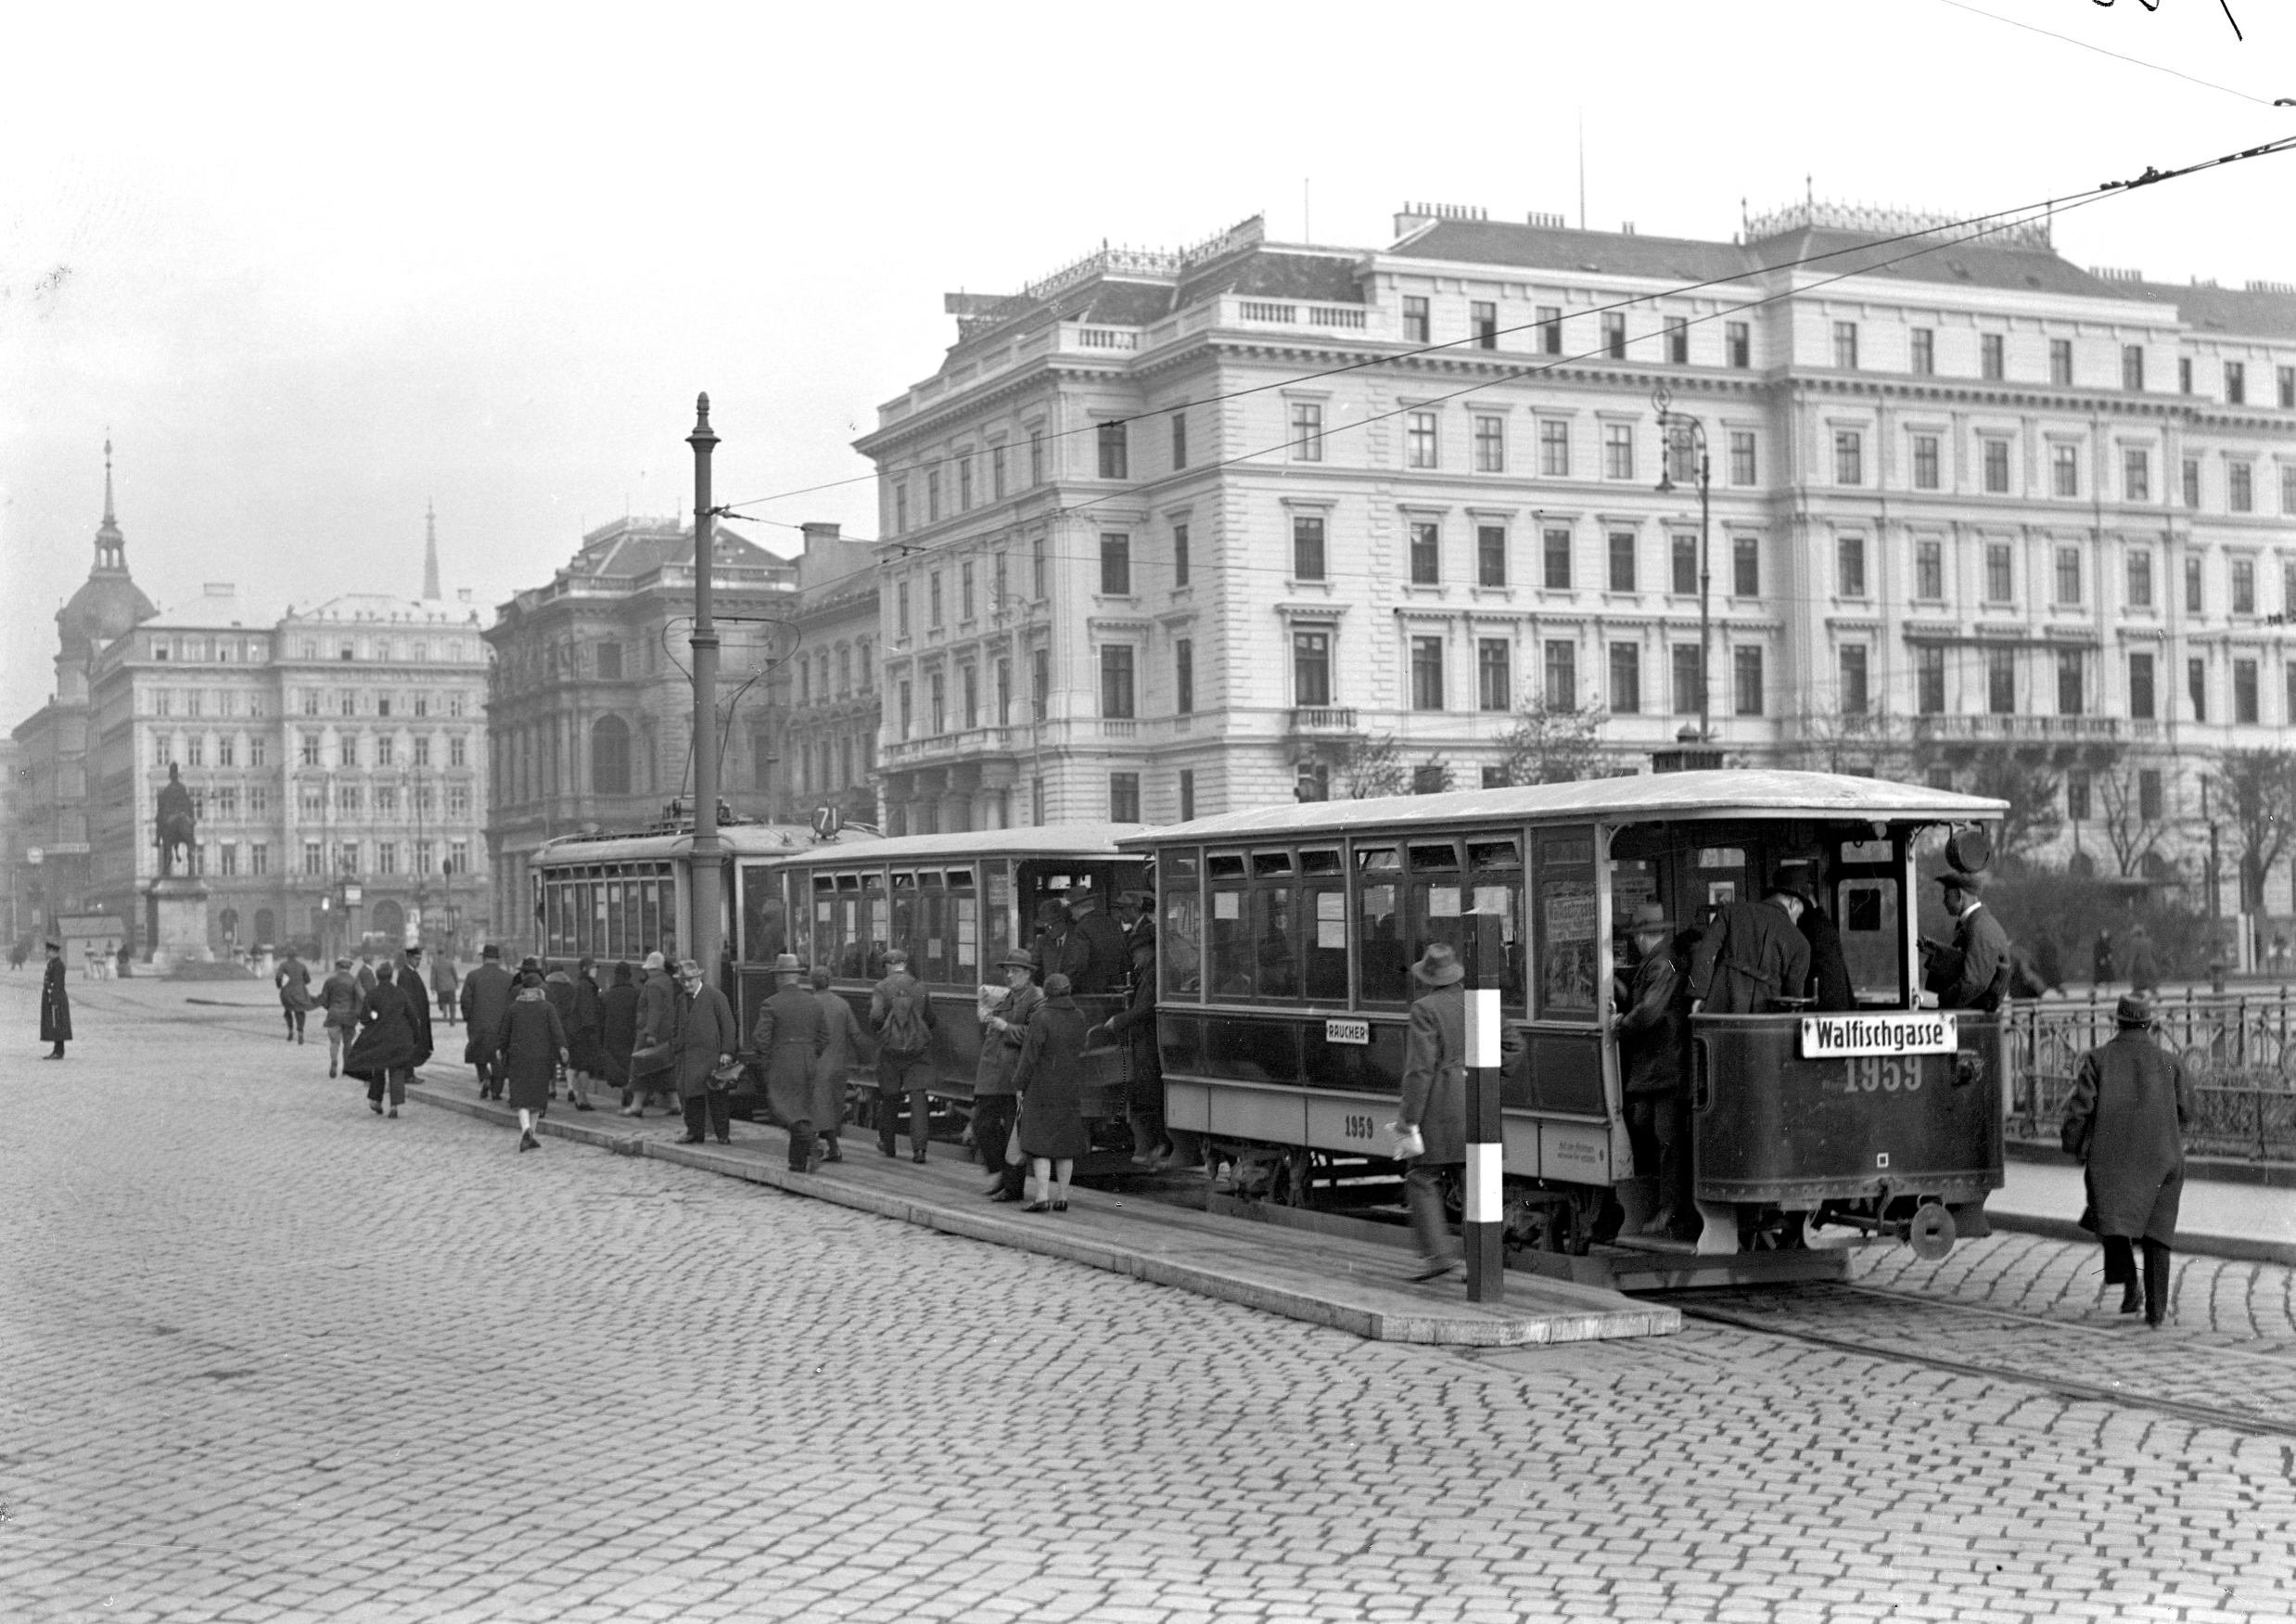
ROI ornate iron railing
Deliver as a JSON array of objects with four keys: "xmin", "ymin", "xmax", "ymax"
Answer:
[{"xmin": 2006, "ymin": 989, "xmax": 2296, "ymax": 1161}]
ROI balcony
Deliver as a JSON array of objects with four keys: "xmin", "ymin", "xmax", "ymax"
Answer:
[
  {"xmin": 1290, "ymin": 706, "xmax": 1359, "ymax": 735},
  {"xmin": 1913, "ymin": 714, "xmax": 2121, "ymax": 743}
]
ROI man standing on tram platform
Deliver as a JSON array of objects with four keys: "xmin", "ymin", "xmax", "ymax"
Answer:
[
  {"xmin": 1688, "ymin": 876, "xmax": 1810, "ymax": 1015},
  {"xmin": 1924, "ymin": 871, "xmax": 2012, "ymax": 1011},
  {"xmin": 1778, "ymin": 861, "xmax": 1854, "ymax": 1013},
  {"xmin": 1614, "ymin": 903, "xmax": 1690, "ymax": 1236},
  {"xmin": 1057, "ymin": 882, "xmax": 1129, "ymax": 996}
]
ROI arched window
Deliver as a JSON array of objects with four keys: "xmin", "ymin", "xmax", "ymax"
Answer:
[
  {"xmin": 372, "ymin": 899, "xmax": 405, "ymax": 943},
  {"xmin": 592, "ymin": 714, "xmax": 632, "ymax": 796}
]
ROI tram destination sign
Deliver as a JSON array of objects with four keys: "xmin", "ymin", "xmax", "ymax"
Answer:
[{"xmin": 1799, "ymin": 1013, "xmax": 1958, "ymax": 1059}]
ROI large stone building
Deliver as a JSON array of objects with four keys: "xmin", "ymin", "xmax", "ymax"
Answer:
[
  {"xmin": 81, "ymin": 582, "xmax": 491, "ymax": 960},
  {"xmin": 853, "ymin": 205, "xmax": 2296, "ymax": 882},
  {"xmin": 8, "ymin": 448, "xmax": 159, "ymax": 947},
  {"xmin": 764, "ymin": 522, "xmax": 881, "ymax": 828},
  {"xmin": 481, "ymin": 517, "xmax": 798, "ymax": 953}
]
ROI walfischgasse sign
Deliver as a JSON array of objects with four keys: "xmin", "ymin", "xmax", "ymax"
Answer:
[{"xmin": 1798, "ymin": 1014, "xmax": 1958, "ymax": 1059}]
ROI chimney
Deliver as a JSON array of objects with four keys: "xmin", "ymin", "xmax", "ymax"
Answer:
[{"xmin": 799, "ymin": 521, "xmax": 842, "ymax": 554}]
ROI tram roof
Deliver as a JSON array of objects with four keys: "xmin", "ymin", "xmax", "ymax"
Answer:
[
  {"xmin": 773, "ymin": 822, "xmax": 1147, "ymax": 866},
  {"xmin": 1116, "ymin": 772, "xmax": 2009, "ymax": 848},
  {"xmin": 534, "ymin": 823, "xmax": 876, "ymax": 866}
]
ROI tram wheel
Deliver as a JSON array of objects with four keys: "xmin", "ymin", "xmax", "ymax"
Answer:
[{"xmin": 1907, "ymin": 1202, "xmax": 1957, "ymax": 1261}]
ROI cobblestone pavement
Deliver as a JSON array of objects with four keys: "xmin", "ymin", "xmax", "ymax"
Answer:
[{"xmin": 6, "ymin": 976, "xmax": 2296, "ymax": 1622}]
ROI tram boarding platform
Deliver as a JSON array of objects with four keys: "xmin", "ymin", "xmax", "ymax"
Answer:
[{"xmin": 403, "ymin": 1074, "xmax": 1678, "ymax": 1348}]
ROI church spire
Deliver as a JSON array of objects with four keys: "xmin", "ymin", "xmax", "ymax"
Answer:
[
  {"xmin": 94, "ymin": 438, "xmax": 126, "ymax": 572},
  {"xmin": 422, "ymin": 500, "xmax": 442, "ymax": 600}
]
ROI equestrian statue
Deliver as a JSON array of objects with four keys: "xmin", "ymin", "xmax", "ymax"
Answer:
[{"xmin": 155, "ymin": 762, "xmax": 197, "ymax": 879}]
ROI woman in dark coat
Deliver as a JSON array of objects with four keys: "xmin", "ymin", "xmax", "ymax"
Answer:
[
  {"xmin": 1014, "ymin": 972, "xmax": 1091, "ymax": 1211},
  {"xmin": 2063, "ymin": 994, "xmax": 2193, "ymax": 1327},
  {"xmin": 810, "ymin": 965, "xmax": 863, "ymax": 1163},
  {"xmin": 569, "ymin": 957, "xmax": 606, "ymax": 1107},
  {"xmin": 598, "ymin": 961, "xmax": 641, "ymax": 1108},
  {"xmin": 40, "ymin": 940, "xmax": 72, "ymax": 1058},
  {"xmin": 492, "ymin": 969, "xmax": 570, "ymax": 1152},
  {"xmin": 344, "ymin": 960, "xmax": 422, "ymax": 1117}
]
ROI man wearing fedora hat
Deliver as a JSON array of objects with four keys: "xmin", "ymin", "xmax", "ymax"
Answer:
[
  {"xmin": 1923, "ymin": 870, "xmax": 2012, "ymax": 1012},
  {"xmin": 751, "ymin": 953, "xmax": 828, "ymax": 1171},
  {"xmin": 1056, "ymin": 882, "xmax": 1129, "ymax": 996},
  {"xmin": 870, "ymin": 946, "xmax": 939, "ymax": 1161},
  {"xmin": 2062, "ymin": 994, "xmax": 2192, "ymax": 1327},
  {"xmin": 1397, "ymin": 940, "xmax": 1469, "ymax": 1284},
  {"xmin": 972, "ymin": 947, "xmax": 1043, "ymax": 1200},
  {"xmin": 628, "ymin": 950, "xmax": 680, "ymax": 1114},
  {"xmin": 459, "ymin": 943, "xmax": 517, "ymax": 1099},
  {"xmin": 1614, "ymin": 902, "xmax": 1690, "ymax": 1236},
  {"xmin": 1689, "ymin": 876, "xmax": 1810, "ymax": 1016}
]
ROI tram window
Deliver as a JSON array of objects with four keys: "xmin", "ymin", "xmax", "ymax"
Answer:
[
  {"xmin": 1408, "ymin": 841, "xmax": 1461, "ymax": 874},
  {"xmin": 1206, "ymin": 853, "xmax": 1251, "ymax": 997},
  {"xmin": 606, "ymin": 880, "xmax": 625, "ymax": 957},
  {"xmin": 1837, "ymin": 878, "xmax": 1902, "ymax": 1004},
  {"xmin": 1163, "ymin": 852, "xmax": 1202, "ymax": 1000},
  {"xmin": 983, "ymin": 860, "xmax": 1013, "ymax": 968},
  {"xmin": 1533, "ymin": 828, "xmax": 1599, "ymax": 1020},
  {"xmin": 589, "ymin": 880, "xmax": 606, "ymax": 958},
  {"xmin": 1840, "ymin": 838, "xmax": 1892, "ymax": 865},
  {"xmin": 1356, "ymin": 846, "xmax": 1409, "ymax": 1005},
  {"xmin": 638, "ymin": 878, "xmax": 659, "ymax": 956},
  {"xmin": 1252, "ymin": 851, "xmax": 1294, "ymax": 879},
  {"xmin": 915, "ymin": 870, "xmax": 951, "ymax": 985},
  {"xmin": 740, "ymin": 864, "xmax": 786, "ymax": 963},
  {"xmin": 1301, "ymin": 848, "xmax": 1346, "ymax": 1003}
]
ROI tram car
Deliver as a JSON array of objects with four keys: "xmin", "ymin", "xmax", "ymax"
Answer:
[
  {"xmin": 1119, "ymin": 771, "xmax": 2010, "ymax": 1281},
  {"xmin": 756, "ymin": 825, "xmax": 1149, "ymax": 1150},
  {"xmin": 531, "ymin": 820, "xmax": 1149, "ymax": 1143}
]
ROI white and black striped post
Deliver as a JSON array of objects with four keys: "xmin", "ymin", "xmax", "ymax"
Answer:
[{"xmin": 1461, "ymin": 912, "xmax": 1506, "ymax": 1302}]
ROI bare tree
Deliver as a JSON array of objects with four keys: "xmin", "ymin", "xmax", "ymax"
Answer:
[
  {"xmin": 1953, "ymin": 745, "xmax": 2064, "ymax": 870},
  {"xmin": 2205, "ymin": 749, "xmax": 2296, "ymax": 912},
  {"xmin": 2094, "ymin": 759, "xmax": 2171, "ymax": 878},
  {"xmin": 1301, "ymin": 732, "xmax": 1409, "ymax": 800},
  {"xmin": 1792, "ymin": 706, "xmax": 1913, "ymax": 780},
  {"xmin": 1494, "ymin": 698, "xmax": 1608, "ymax": 786}
]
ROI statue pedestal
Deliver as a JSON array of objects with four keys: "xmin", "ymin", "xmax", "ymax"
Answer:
[{"xmin": 145, "ymin": 876, "xmax": 212, "ymax": 975}]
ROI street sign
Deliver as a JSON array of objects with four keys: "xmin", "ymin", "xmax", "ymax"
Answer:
[{"xmin": 344, "ymin": 885, "xmax": 364, "ymax": 905}]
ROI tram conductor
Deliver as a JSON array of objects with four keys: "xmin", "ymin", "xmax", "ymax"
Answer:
[
  {"xmin": 1688, "ymin": 876, "xmax": 1810, "ymax": 1015},
  {"xmin": 1922, "ymin": 871, "xmax": 2012, "ymax": 1011},
  {"xmin": 1056, "ymin": 882, "xmax": 1130, "ymax": 996},
  {"xmin": 1614, "ymin": 902, "xmax": 1690, "ymax": 1236}
]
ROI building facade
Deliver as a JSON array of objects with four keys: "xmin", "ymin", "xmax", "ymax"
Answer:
[
  {"xmin": 8, "ymin": 448, "xmax": 159, "ymax": 947},
  {"xmin": 82, "ymin": 587, "xmax": 491, "ymax": 959},
  {"xmin": 765, "ymin": 522, "xmax": 882, "ymax": 828},
  {"xmin": 481, "ymin": 517, "xmax": 797, "ymax": 954},
  {"xmin": 854, "ymin": 205, "xmax": 2296, "ymax": 883}
]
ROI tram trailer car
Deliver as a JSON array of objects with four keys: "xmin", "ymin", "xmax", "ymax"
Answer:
[
  {"xmin": 756, "ymin": 825, "xmax": 1149, "ymax": 1153},
  {"xmin": 1120, "ymin": 771, "xmax": 2009, "ymax": 1280}
]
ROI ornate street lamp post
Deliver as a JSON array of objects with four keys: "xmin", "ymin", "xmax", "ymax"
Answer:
[{"xmin": 1653, "ymin": 383, "xmax": 1713, "ymax": 752}]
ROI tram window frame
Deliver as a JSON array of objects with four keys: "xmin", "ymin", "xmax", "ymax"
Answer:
[
  {"xmin": 1205, "ymin": 852, "xmax": 1253, "ymax": 999},
  {"xmin": 739, "ymin": 863, "xmax": 789, "ymax": 963},
  {"xmin": 1355, "ymin": 845, "xmax": 1410, "ymax": 1007},
  {"xmin": 947, "ymin": 864, "xmax": 980, "ymax": 983},
  {"xmin": 1830, "ymin": 830, "xmax": 1907, "ymax": 1006},
  {"xmin": 1298, "ymin": 847, "xmax": 1348, "ymax": 1004},
  {"xmin": 1162, "ymin": 850, "xmax": 1203, "ymax": 1000},
  {"xmin": 1244, "ymin": 850, "xmax": 1300, "ymax": 1002},
  {"xmin": 1531, "ymin": 826, "xmax": 1600, "ymax": 1023},
  {"xmin": 891, "ymin": 870, "xmax": 923, "ymax": 978},
  {"xmin": 862, "ymin": 870, "xmax": 891, "ymax": 979},
  {"xmin": 983, "ymin": 859, "xmax": 1014, "ymax": 968},
  {"xmin": 606, "ymin": 877, "xmax": 626, "ymax": 957}
]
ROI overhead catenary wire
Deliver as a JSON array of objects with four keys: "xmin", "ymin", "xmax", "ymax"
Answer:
[{"xmin": 710, "ymin": 132, "xmax": 2295, "ymax": 524}]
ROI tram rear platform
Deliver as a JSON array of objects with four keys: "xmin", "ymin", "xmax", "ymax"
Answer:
[{"xmin": 402, "ymin": 1072, "xmax": 1679, "ymax": 1348}]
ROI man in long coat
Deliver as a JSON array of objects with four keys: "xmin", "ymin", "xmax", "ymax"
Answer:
[
  {"xmin": 345, "ymin": 960, "xmax": 422, "ymax": 1116},
  {"xmin": 1777, "ymin": 862, "xmax": 1854, "ymax": 1013},
  {"xmin": 1397, "ymin": 941, "xmax": 1468, "ymax": 1283},
  {"xmin": 459, "ymin": 945, "xmax": 517, "ymax": 1099},
  {"xmin": 670, "ymin": 956, "xmax": 741, "ymax": 1146},
  {"xmin": 274, "ymin": 949, "xmax": 316, "ymax": 1043},
  {"xmin": 1056, "ymin": 884, "xmax": 1129, "ymax": 996},
  {"xmin": 399, "ymin": 944, "xmax": 436, "ymax": 1088},
  {"xmin": 2062, "ymin": 994, "xmax": 2193, "ymax": 1327},
  {"xmin": 1614, "ymin": 902, "xmax": 1689, "ymax": 1235},
  {"xmin": 631, "ymin": 950, "xmax": 680, "ymax": 1114},
  {"xmin": 1925, "ymin": 871, "xmax": 2012, "ymax": 1011},
  {"xmin": 974, "ymin": 949, "xmax": 1041, "ymax": 1200},
  {"xmin": 810, "ymin": 965, "xmax": 863, "ymax": 1163},
  {"xmin": 1689, "ymin": 878, "xmax": 1810, "ymax": 1015},
  {"xmin": 750, "ymin": 953, "xmax": 827, "ymax": 1171},
  {"xmin": 40, "ymin": 940, "xmax": 72, "ymax": 1059},
  {"xmin": 1094, "ymin": 937, "xmax": 1166, "ymax": 1166},
  {"xmin": 869, "ymin": 946, "xmax": 938, "ymax": 1163}
]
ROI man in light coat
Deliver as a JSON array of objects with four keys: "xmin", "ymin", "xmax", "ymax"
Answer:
[
  {"xmin": 629, "ymin": 950, "xmax": 680, "ymax": 1115},
  {"xmin": 1396, "ymin": 941, "xmax": 1468, "ymax": 1284},
  {"xmin": 2062, "ymin": 994, "xmax": 2193, "ymax": 1327}
]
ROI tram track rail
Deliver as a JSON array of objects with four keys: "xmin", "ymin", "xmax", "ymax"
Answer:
[{"xmin": 1663, "ymin": 1279, "xmax": 2296, "ymax": 1441}]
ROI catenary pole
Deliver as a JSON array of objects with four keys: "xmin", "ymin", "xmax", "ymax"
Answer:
[
  {"xmin": 688, "ymin": 395, "xmax": 723, "ymax": 981},
  {"xmin": 1462, "ymin": 911, "xmax": 1506, "ymax": 1301}
]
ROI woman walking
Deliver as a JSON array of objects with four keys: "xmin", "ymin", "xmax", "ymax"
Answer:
[
  {"xmin": 344, "ymin": 959, "xmax": 423, "ymax": 1118},
  {"xmin": 598, "ymin": 961, "xmax": 642, "ymax": 1110},
  {"xmin": 491, "ymin": 968, "xmax": 570, "ymax": 1152},
  {"xmin": 568, "ymin": 957, "xmax": 605, "ymax": 1111},
  {"xmin": 1013, "ymin": 971, "xmax": 1091, "ymax": 1212}
]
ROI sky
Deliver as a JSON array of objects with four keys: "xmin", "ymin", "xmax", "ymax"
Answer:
[{"xmin": 3, "ymin": 0, "xmax": 2290, "ymax": 725}]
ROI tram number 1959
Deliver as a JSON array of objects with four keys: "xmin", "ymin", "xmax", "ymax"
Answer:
[
  {"xmin": 1840, "ymin": 1055, "xmax": 1924, "ymax": 1094},
  {"xmin": 1342, "ymin": 1114, "xmax": 1380, "ymax": 1142}
]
